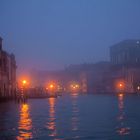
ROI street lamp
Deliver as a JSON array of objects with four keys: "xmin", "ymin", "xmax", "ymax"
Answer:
[
  {"xmin": 116, "ymin": 81, "xmax": 125, "ymax": 93},
  {"xmin": 22, "ymin": 80, "xmax": 27, "ymax": 86},
  {"xmin": 119, "ymin": 83, "xmax": 123, "ymax": 87}
]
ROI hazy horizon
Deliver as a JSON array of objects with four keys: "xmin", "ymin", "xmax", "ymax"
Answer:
[{"xmin": 0, "ymin": 0, "xmax": 140, "ymax": 75}]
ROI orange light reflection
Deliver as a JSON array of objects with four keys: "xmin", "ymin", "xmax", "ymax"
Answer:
[
  {"xmin": 116, "ymin": 93, "xmax": 131, "ymax": 136},
  {"xmin": 17, "ymin": 104, "xmax": 32, "ymax": 140},
  {"xmin": 71, "ymin": 93, "xmax": 79, "ymax": 131},
  {"xmin": 46, "ymin": 98, "xmax": 57, "ymax": 137}
]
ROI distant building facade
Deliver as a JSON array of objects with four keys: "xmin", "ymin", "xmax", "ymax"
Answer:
[
  {"xmin": 110, "ymin": 40, "xmax": 140, "ymax": 67},
  {"xmin": 29, "ymin": 62, "xmax": 111, "ymax": 93},
  {"xmin": 110, "ymin": 40, "xmax": 140, "ymax": 93},
  {"xmin": 29, "ymin": 39, "xmax": 140, "ymax": 94},
  {"xmin": 63, "ymin": 62, "xmax": 111, "ymax": 93},
  {"xmin": 0, "ymin": 37, "xmax": 16, "ymax": 99}
]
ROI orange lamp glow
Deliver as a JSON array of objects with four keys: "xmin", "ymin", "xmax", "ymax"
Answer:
[
  {"xmin": 46, "ymin": 82, "xmax": 57, "ymax": 92},
  {"xmin": 49, "ymin": 84, "xmax": 54, "ymax": 88},
  {"xmin": 117, "ymin": 82, "xmax": 125, "ymax": 89},
  {"xmin": 119, "ymin": 84, "xmax": 123, "ymax": 87},
  {"xmin": 22, "ymin": 80, "xmax": 27, "ymax": 85},
  {"xmin": 75, "ymin": 84, "xmax": 79, "ymax": 88},
  {"xmin": 70, "ymin": 83, "xmax": 80, "ymax": 92},
  {"xmin": 115, "ymin": 81, "xmax": 125, "ymax": 92}
]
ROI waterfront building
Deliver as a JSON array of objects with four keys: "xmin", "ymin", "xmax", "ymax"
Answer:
[
  {"xmin": 29, "ymin": 62, "xmax": 111, "ymax": 94},
  {"xmin": 79, "ymin": 72, "xmax": 88, "ymax": 93},
  {"xmin": 110, "ymin": 40, "xmax": 140, "ymax": 93},
  {"xmin": 30, "ymin": 69, "xmax": 80, "ymax": 93},
  {"xmin": 110, "ymin": 40, "xmax": 140, "ymax": 68},
  {"xmin": 66, "ymin": 62, "xmax": 111, "ymax": 93},
  {"xmin": 0, "ymin": 37, "xmax": 16, "ymax": 99}
]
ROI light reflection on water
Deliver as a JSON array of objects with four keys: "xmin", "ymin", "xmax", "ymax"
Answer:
[
  {"xmin": 71, "ymin": 93, "xmax": 79, "ymax": 132},
  {"xmin": 1, "ymin": 94, "xmax": 140, "ymax": 139},
  {"xmin": 116, "ymin": 93, "xmax": 131, "ymax": 136},
  {"xmin": 17, "ymin": 104, "xmax": 32, "ymax": 140},
  {"xmin": 46, "ymin": 98, "xmax": 57, "ymax": 137}
]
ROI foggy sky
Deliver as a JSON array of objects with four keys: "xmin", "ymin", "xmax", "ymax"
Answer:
[{"xmin": 0, "ymin": 0, "xmax": 140, "ymax": 74}]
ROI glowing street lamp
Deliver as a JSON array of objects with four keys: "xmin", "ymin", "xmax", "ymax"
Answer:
[
  {"xmin": 116, "ymin": 81, "xmax": 124, "ymax": 89},
  {"xmin": 119, "ymin": 84, "xmax": 122, "ymax": 87},
  {"xmin": 22, "ymin": 80, "xmax": 27, "ymax": 85},
  {"xmin": 116, "ymin": 81, "xmax": 125, "ymax": 93},
  {"xmin": 46, "ymin": 82, "xmax": 56, "ymax": 92},
  {"xmin": 70, "ymin": 83, "xmax": 80, "ymax": 93},
  {"xmin": 137, "ymin": 86, "xmax": 140, "ymax": 90},
  {"xmin": 118, "ymin": 83, "xmax": 124, "ymax": 89},
  {"xmin": 49, "ymin": 84, "xmax": 54, "ymax": 89},
  {"xmin": 20, "ymin": 79, "xmax": 29, "ymax": 91}
]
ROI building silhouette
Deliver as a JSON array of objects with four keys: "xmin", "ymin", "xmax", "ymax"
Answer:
[
  {"xmin": 0, "ymin": 37, "xmax": 16, "ymax": 100},
  {"xmin": 110, "ymin": 40, "xmax": 140, "ymax": 93},
  {"xmin": 110, "ymin": 40, "xmax": 140, "ymax": 68}
]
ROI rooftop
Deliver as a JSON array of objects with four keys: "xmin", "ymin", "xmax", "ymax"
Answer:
[{"xmin": 110, "ymin": 39, "xmax": 140, "ymax": 50}]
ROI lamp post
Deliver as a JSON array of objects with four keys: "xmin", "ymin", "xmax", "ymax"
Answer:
[
  {"xmin": 21, "ymin": 80, "xmax": 28, "ymax": 101},
  {"xmin": 116, "ymin": 81, "xmax": 125, "ymax": 93}
]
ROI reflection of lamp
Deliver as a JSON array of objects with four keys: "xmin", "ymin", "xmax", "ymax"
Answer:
[
  {"xmin": 118, "ymin": 93, "xmax": 124, "ymax": 110},
  {"xmin": 71, "ymin": 93, "xmax": 79, "ymax": 131},
  {"xmin": 17, "ymin": 104, "xmax": 32, "ymax": 140},
  {"xmin": 116, "ymin": 93, "xmax": 131, "ymax": 136},
  {"xmin": 46, "ymin": 98, "xmax": 57, "ymax": 137}
]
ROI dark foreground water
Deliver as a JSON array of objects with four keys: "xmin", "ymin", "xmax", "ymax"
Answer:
[{"xmin": 0, "ymin": 93, "xmax": 140, "ymax": 140}]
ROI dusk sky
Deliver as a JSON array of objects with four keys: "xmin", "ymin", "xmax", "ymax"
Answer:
[{"xmin": 0, "ymin": 0, "xmax": 140, "ymax": 74}]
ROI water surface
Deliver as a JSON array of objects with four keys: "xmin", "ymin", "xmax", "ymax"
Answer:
[{"xmin": 0, "ymin": 93, "xmax": 140, "ymax": 140}]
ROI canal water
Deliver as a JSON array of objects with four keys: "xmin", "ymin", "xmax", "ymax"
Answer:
[{"xmin": 0, "ymin": 93, "xmax": 140, "ymax": 140}]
